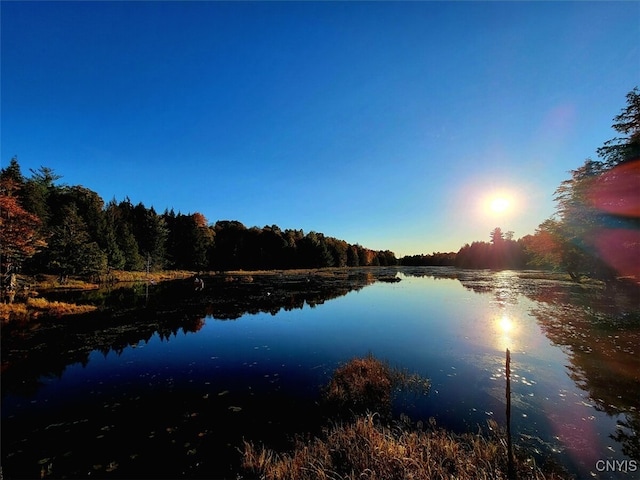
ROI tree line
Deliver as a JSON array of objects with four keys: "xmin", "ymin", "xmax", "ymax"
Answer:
[
  {"xmin": 400, "ymin": 227, "xmax": 528, "ymax": 270},
  {"xmin": 0, "ymin": 161, "xmax": 398, "ymax": 278}
]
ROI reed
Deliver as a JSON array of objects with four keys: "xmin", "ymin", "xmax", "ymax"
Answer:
[
  {"xmin": 242, "ymin": 414, "xmax": 568, "ymax": 480},
  {"xmin": 323, "ymin": 354, "xmax": 430, "ymax": 417},
  {"xmin": 324, "ymin": 354, "xmax": 394, "ymax": 415}
]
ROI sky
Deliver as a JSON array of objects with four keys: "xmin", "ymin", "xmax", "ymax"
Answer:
[{"xmin": 2, "ymin": 1, "xmax": 638, "ymax": 257}]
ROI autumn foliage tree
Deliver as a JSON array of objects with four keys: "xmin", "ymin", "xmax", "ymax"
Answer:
[{"xmin": 0, "ymin": 177, "xmax": 47, "ymax": 274}]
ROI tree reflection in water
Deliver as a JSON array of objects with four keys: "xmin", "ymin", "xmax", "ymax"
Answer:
[
  {"xmin": 454, "ymin": 269, "xmax": 640, "ymax": 464},
  {"xmin": 1, "ymin": 270, "xmax": 378, "ymax": 398},
  {"xmin": 528, "ymin": 284, "xmax": 640, "ymax": 463}
]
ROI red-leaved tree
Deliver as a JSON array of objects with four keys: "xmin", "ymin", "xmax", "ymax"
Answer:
[{"xmin": 0, "ymin": 178, "xmax": 47, "ymax": 274}]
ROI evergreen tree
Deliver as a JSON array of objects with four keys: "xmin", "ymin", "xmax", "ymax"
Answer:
[
  {"xmin": 45, "ymin": 203, "xmax": 107, "ymax": 277},
  {"xmin": 0, "ymin": 157, "xmax": 25, "ymax": 185},
  {"xmin": 346, "ymin": 245, "xmax": 360, "ymax": 267},
  {"xmin": 597, "ymin": 87, "xmax": 640, "ymax": 167},
  {"xmin": 102, "ymin": 200, "xmax": 126, "ymax": 269},
  {"xmin": 548, "ymin": 88, "xmax": 640, "ymax": 280}
]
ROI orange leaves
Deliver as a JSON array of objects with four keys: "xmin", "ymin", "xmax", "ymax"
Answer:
[
  {"xmin": 0, "ymin": 179, "xmax": 47, "ymax": 263},
  {"xmin": 191, "ymin": 212, "xmax": 208, "ymax": 228}
]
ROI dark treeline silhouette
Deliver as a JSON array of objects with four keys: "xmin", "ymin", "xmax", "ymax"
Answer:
[
  {"xmin": 455, "ymin": 227, "xmax": 528, "ymax": 270},
  {"xmin": 400, "ymin": 251, "xmax": 456, "ymax": 267},
  {"xmin": 400, "ymin": 228, "xmax": 528, "ymax": 270},
  {"xmin": 0, "ymin": 158, "xmax": 397, "ymax": 277}
]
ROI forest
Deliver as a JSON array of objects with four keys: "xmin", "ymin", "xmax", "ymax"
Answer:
[
  {"xmin": 0, "ymin": 160, "xmax": 397, "ymax": 279},
  {"xmin": 1, "ymin": 88, "xmax": 638, "ymax": 283}
]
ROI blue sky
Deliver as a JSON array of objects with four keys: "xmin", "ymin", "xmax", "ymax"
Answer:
[{"xmin": 2, "ymin": 1, "xmax": 638, "ymax": 256}]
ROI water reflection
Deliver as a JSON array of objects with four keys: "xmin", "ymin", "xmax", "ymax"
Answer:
[
  {"xmin": 405, "ymin": 267, "xmax": 640, "ymax": 474},
  {"xmin": 2, "ymin": 268, "xmax": 638, "ymax": 479},
  {"xmin": 1, "ymin": 271, "xmax": 377, "ymax": 398},
  {"xmin": 461, "ymin": 269, "xmax": 640, "ymax": 475},
  {"xmin": 496, "ymin": 313, "xmax": 517, "ymax": 352},
  {"xmin": 527, "ymin": 284, "xmax": 640, "ymax": 466}
]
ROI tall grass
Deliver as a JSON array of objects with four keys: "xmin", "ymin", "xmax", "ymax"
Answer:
[
  {"xmin": 323, "ymin": 354, "xmax": 430, "ymax": 418},
  {"xmin": 243, "ymin": 414, "xmax": 566, "ymax": 480},
  {"xmin": 108, "ymin": 270, "xmax": 194, "ymax": 283},
  {"xmin": 0, "ymin": 297, "xmax": 97, "ymax": 322},
  {"xmin": 324, "ymin": 355, "xmax": 394, "ymax": 415}
]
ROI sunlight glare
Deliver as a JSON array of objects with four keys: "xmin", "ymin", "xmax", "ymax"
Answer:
[
  {"xmin": 499, "ymin": 315, "xmax": 513, "ymax": 333},
  {"xmin": 490, "ymin": 197, "xmax": 511, "ymax": 214},
  {"xmin": 496, "ymin": 314, "xmax": 517, "ymax": 351}
]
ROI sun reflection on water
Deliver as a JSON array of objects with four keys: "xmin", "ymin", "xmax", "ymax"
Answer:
[{"xmin": 496, "ymin": 313, "xmax": 517, "ymax": 352}]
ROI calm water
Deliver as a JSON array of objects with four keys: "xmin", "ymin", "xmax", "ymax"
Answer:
[{"xmin": 2, "ymin": 268, "xmax": 639, "ymax": 479}]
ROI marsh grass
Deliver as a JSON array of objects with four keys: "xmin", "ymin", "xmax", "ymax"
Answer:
[
  {"xmin": 0, "ymin": 297, "xmax": 97, "ymax": 322},
  {"xmin": 242, "ymin": 414, "xmax": 567, "ymax": 480},
  {"xmin": 324, "ymin": 355, "xmax": 394, "ymax": 416},
  {"xmin": 323, "ymin": 354, "xmax": 430, "ymax": 418},
  {"xmin": 108, "ymin": 270, "xmax": 194, "ymax": 283},
  {"xmin": 242, "ymin": 355, "xmax": 570, "ymax": 480}
]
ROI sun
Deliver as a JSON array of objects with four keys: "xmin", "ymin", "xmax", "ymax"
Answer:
[{"xmin": 489, "ymin": 197, "xmax": 511, "ymax": 214}]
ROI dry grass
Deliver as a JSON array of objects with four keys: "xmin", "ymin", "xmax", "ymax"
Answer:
[
  {"xmin": 108, "ymin": 270, "xmax": 195, "ymax": 283},
  {"xmin": 1, "ymin": 269, "xmax": 193, "ymax": 322},
  {"xmin": 0, "ymin": 302, "xmax": 29, "ymax": 322},
  {"xmin": 26, "ymin": 274, "xmax": 99, "ymax": 290},
  {"xmin": 0, "ymin": 297, "xmax": 97, "ymax": 322},
  {"xmin": 242, "ymin": 414, "xmax": 566, "ymax": 480},
  {"xmin": 221, "ymin": 268, "xmax": 355, "ymax": 277},
  {"xmin": 324, "ymin": 354, "xmax": 430, "ymax": 417},
  {"xmin": 324, "ymin": 355, "xmax": 394, "ymax": 415}
]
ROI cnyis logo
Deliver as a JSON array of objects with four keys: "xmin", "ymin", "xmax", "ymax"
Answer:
[{"xmin": 595, "ymin": 459, "xmax": 638, "ymax": 473}]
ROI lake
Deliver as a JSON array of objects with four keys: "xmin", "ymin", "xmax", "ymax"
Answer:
[{"xmin": 2, "ymin": 267, "xmax": 639, "ymax": 479}]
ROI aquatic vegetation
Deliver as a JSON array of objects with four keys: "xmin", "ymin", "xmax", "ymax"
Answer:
[
  {"xmin": 323, "ymin": 354, "xmax": 430, "ymax": 418},
  {"xmin": 324, "ymin": 355, "xmax": 394, "ymax": 416}
]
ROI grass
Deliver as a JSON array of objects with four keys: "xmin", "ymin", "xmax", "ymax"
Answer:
[
  {"xmin": 323, "ymin": 354, "xmax": 431, "ymax": 418},
  {"xmin": 324, "ymin": 355, "xmax": 394, "ymax": 413},
  {"xmin": 242, "ymin": 414, "xmax": 567, "ymax": 480},
  {"xmin": 242, "ymin": 355, "xmax": 571, "ymax": 480},
  {"xmin": 1, "ymin": 270, "xmax": 195, "ymax": 322},
  {"xmin": 0, "ymin": 297, "xmax": 97, "ymax": 322},
  {"xmin": 107, "ymin": 269, "xmax": 195, "ymax": 283}
]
